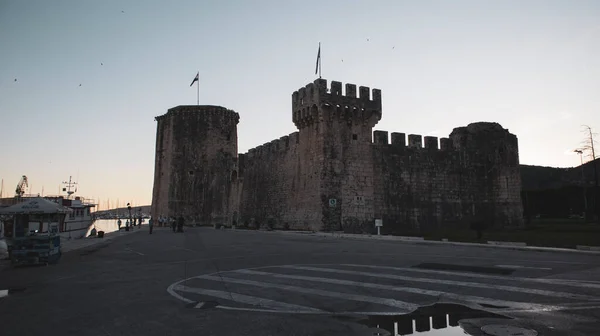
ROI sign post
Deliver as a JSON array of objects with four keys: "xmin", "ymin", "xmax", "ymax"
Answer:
[{"xmin": 375, "ymin": 219, "xmax": 383, "ymax": 235}]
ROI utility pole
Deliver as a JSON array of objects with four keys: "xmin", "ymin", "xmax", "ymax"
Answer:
[{"xmin": 574, "ymin": 149, "xmax": 588, "ymax": 220}]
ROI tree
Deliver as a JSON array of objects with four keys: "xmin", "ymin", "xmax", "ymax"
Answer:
[
  {"xmin": 580, "ymin": 125, "xmax": 599, "ymax": 224},
  {"xmin": 580, "ymin": 125, "xmax": 598, "ymax": 162}
]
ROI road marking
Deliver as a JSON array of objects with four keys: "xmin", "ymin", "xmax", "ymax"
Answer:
[
  {"xmin": 167, "ymin": 263, "xmax": 600, "ymax": 316},
  {"xmin": 171, "ymin": 245, "xmax": 197, "ymax": 252},
  {"xmin": 216, "ymin": 305, "xmax": 432, "ymax": 315},
  {"xmin": 196, "ymin": 275, "xmax": 419, "ymax": 312},
  {"xmin": 174, "ymin": 285, "xmax": 322, "ymax": 312},
  {"xmin": 341, "ymin": 264, "xmax": 600, "ymax": 290},
  {"xmin": 281, "ymin": 265, "xmax": 599, "ymax": 301},
  {"xmin": 495, "ymin": 265, "xmax": 552, "ymax": 270},
  {"xmin": 124, "ymin": 248, "xmax": 145, "ymax": 256},
  {"xmin": 234, "ymin": 269, "xmax": 557, "ymax": 311}
]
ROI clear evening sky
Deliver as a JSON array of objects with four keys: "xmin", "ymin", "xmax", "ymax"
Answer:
[{"xmin": 1, "ymin": 0, "xmax": 599, "ymax": 207}]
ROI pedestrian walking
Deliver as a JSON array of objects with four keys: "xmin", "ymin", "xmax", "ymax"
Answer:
[
  {"xmin": 171, "ymin": 217, "xmax": 176, "ymax": 232},
  {"xmin": 148, "ymin": 216, "xmax": 154, "ymax": 234},
  {"xmin": 117, "ymin": 218, "xmax": 122, "ymax": 230},
  {"xmin": 177, "ymin": 216, "xmax": 184, "ymax": 233}
]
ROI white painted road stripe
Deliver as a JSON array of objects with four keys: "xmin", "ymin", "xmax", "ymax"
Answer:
[
  {"xmin": 174, "ymin": 285, "xmax": 322, "ymax": 312},
  {"xmin": 216, "ymin": 305, "xmax": 421, "ymax": 315},
  {"xmin": 495, "ymin": 265, "xmax": 552, "ymax": 271},
  {"xmin": 281, "ymin": 265, "xmax": 599, "ymax": 301},
  {"xmin": 340, "ymin": 264, "xmax": 600, "ymax": 290},
  {"xmin": 124, "ymin": 248, "xmax": 145, "ymax": 256},
  {"xmin": 234, "ymin": 269, "xmax": 557, "ymax": 311},
  {"xmin": 196, "ymin": 275, "xmax": 419, "ymax": 312}
]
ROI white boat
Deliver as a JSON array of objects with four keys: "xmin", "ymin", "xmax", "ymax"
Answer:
[
  {"xmin": 0, "ymin": 176, "xmax": 96, "ymax": 240},
  {"xmin": 47, "ymin": 176, "xmax": 96, "ymax": 239},
  {"xmin": 45, "ymin": 196, "xmax": 96, "ymax": 239}
]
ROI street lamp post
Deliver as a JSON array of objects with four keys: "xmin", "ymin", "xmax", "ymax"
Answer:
[
  {"xmin": 127, "ymin": 203, "xmax": 132, "ymax": 232},
  {"xmin": 574, "ymin": 150, "xmax": 588, "ymax": 220}
]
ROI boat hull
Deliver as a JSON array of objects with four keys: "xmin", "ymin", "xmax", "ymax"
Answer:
[{"xmin": 61, "ymin": 219, "xmax": 94, "ymax": 239}]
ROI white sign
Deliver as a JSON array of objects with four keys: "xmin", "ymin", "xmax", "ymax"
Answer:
[
  {"xmin": 375, "ymin": 219, "xmax": 383, "ymax": 227},
  {"xmin": 329, "ymin": 199, "xmax": 337, "ymax": 207}
]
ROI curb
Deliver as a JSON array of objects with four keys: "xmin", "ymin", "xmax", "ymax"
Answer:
[
  {"xmin": 487, "ymin": 241, "xmax": 527, "ymax": 247},
  {"xmin": 61, "ymin": 229, "xmax": 142, "ymax": 253},
  {"xmin": 576, "ymin": 245, "xmax": 600, "ymax": 252},
  {"xmin": 240, "ymin": 229, "xmax": 600, "ymax": 255}
]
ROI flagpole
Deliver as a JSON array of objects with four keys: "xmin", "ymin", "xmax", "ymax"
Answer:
[
  {"xmin": 196, "ymin": 71, "xmax": 199, "ymax": 105},
  {"xmin": 319, "ymin": 42, "xmax": 322, "ymax": 79}
]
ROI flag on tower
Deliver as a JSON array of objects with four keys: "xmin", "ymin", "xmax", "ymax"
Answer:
[
  {"xmin": 315, "ymin": 43, "xmax": 321, "ymax": 76},
  {"xmin": 190, "ymin": 72, "xmax": 199, "ymax": 87}
]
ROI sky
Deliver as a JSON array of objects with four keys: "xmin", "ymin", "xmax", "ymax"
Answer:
[{"xmin": 1, "ymin": 0, "xmax": 599, "ymax": 207}]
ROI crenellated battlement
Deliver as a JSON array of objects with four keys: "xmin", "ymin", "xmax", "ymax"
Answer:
[
  {"xmin": 292, "ymin": 78, "xmax": 382, "ymax": 129},
  {"xmin": 372, "ymin": 130, "xmax": 453, "ymax": 152},
  {"xmin": 155, "ymin": 105, "xmax": 240, "ymax": 125},
  {"xmin": 243, "ymin": 131, "xmax": 300, "ymax": 165}
]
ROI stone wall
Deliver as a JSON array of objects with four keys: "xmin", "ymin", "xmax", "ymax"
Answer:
[
  {"xmin": 151, "ymin": 111, "xmax": 174, "ymax": 220},
  {"xmin": 372, "ymin": 132, "xmax": 459, "ymax": 234},
  {"xmin": 237, "ymin": 130, "xmax": 322, "ymax": 230},
  {"xmin": 371, "ymin": 123, "xmax": 523, "ymax": 235}
]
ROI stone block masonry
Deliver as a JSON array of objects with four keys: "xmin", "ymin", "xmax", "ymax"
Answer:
[
  {"xmin": 151, "ymin": 79, "xmax": 523, "ymax": 233},
  {"xmin": 151, "ymin": 105, "xmax": 239, "ymax": 226}
]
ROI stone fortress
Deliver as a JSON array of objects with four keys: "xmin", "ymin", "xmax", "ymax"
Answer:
[{"xmin": 151, "ymin": 78, "xmax": 524, "ymax": 233}]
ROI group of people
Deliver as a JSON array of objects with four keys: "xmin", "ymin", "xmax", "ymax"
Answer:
[
  {"xmin": 116, "ymin": 215, "xmax": 185, "ymax": 235},
  {"xmin": 116, "ymin": 215, "xmax": 144, "ymax": 231}
]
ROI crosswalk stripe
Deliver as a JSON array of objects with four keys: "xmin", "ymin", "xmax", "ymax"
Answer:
[
  {"xmin": 196, "ymin": 275, "xmax": 419, "ymax": 312},
  {"xmin": 280, "ymin": 265, "xmax": 598, "ymax": 301},
  {"xmin": 234, "ymin": 269, "xmax": 557, "ymax": 311},
  {"xmin": 341, "ymin": 264, "xmax": 600, "ymax": 290},
  {"xmin": 173, "ymin": 285, "xmax": 322, "ymax": 312}
]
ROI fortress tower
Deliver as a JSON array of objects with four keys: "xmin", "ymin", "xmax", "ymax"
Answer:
[
  {"xmin": 449, "ymin": 122, "xmax": 522, "ymax": 228},
  {"xmin": 151, "ymin": 105, "xmax": 239, "ymax": 224},
  {"xmin": 292, "ymin": 79, "xmax": 382, "ymax": 231}
]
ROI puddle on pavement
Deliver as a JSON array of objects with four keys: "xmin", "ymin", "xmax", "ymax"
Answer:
[{"xmin": 355, "ymin": 303, "xmax": 511, "ymax": 335}]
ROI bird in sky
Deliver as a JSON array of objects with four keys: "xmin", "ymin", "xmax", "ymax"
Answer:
[
  {"xmin": 121, "ymin": 10, "xmax": 125, "ymax": 13},
  {"xmin": 79, "ymin": 84, "xmax": 82, "ymax": 87},
  {"xmin": 101, "ymin": 62, "xmax": 103, "ymax": 65},
  {"xmin": 14, "ymin": 78, "xmax": 17, "ymax": 82},
  {"xmin": 367, "ymin": 38, "xmax": 370, "ymax": 42}
]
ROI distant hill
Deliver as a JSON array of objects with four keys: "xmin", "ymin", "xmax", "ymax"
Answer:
[
  {"xmin": 521, "ymin": 158, "xmax": 599, "ymax": 190},
  {"xmin": 520, "ymin": 158, "xmax": 599, "ymax": 219}
]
